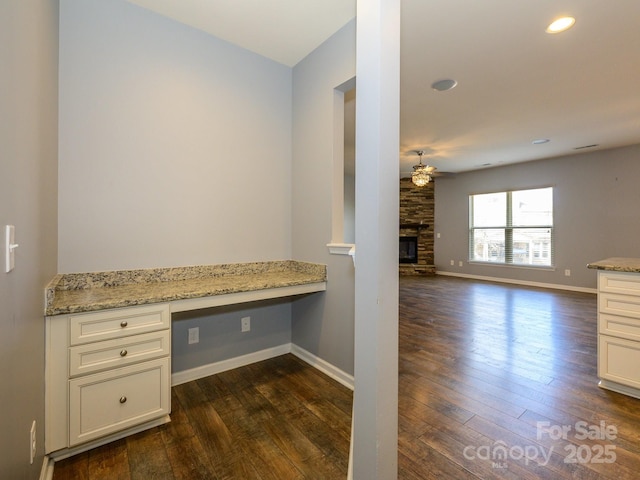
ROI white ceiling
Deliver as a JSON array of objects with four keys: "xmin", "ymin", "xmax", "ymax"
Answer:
[
  {"xmin": 125, "ymin": 0, "xmax": 356, "ymax": 67},
  {"xmin": 125, "ymin": 0, "xmax": 640, "ymax": 175}
]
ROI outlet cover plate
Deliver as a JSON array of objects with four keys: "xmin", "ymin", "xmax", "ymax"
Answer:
[
  {"xmin": 241, "ymin": 316, "xmax": 251, "ymax": 332},
  {"xmin": 188, "ymin": 327, "xmax": 199, "ymax": 344}
]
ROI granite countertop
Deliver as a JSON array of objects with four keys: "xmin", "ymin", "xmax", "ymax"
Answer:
[
  {"xmin": 587, "ymin": 257, "xmax": 640, "ymax": 273},
  {"xmin": 45, "ymin": 260, "xmax": 327, "ymax": 316}
]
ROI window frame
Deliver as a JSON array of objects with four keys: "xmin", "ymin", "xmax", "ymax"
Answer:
[{"xmin": 468, "ymin": 187, "xmax": 554, "ymax": 268}]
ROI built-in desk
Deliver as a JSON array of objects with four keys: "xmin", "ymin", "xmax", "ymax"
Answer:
[{"xmin": 44, "ymin": 260, "xmax": 326, "ymax": 458}]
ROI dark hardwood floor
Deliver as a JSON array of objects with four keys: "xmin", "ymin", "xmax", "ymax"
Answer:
[
  {"xmin": 52, "ymin": 355, "xmax": 353, "ymax": 480},
  {"xmin": 53, "ymin": 275, "xmax": 640, "ymax": 479},
  {"xmin": 398, "ymin": 275, "xmax": 640, "ymax": 480}
]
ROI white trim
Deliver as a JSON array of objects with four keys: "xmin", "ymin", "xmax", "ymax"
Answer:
[
  {"xmin": 468, "ymin": 261, "xmax": 555, "ymax": 272},
  {"xmin": 348, "ymin": 405, "xmax": 354, "ymax": 480},
  {"xmin": 327, "ymin": 242, "xmax": 355, "ymax": 255},
  {"xmin": 41, "ymin": 456, "xmax": 54, "ymax": 480},
  {"xmin": 436, "ymin": 270, "xmax": 596, "ymax": 294},
  {"xmin": 290, "ymin": 344, "xmax": 355, "ymax": 390},
  {"xmin": 170, "ymin": 282, "xmax": 326, "ymax": 313},
  {"xmin": 48, "ymin": 415, "xmax": 170, "ymax": 461},
  {"xmin": 171, "ymin": 344, "xmax": 292, "ymax": 386},
  {"xmin": 599, "ymin": 379, "xmax": 640, "ymax": 400},
  {"xmin": 172, "ymin": 342, "xmax": 355, "ymax": 391}
]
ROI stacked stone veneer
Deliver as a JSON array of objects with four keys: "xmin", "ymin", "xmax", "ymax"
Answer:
[{"xmin": 399, "ymin": 178, "xmax": 436, "ymax": 275}]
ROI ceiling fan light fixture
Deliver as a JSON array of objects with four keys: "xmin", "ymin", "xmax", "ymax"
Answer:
[
  {"xmin": 431, "ymin": 78, "xmax": 457, "ymax": 92},
  {"xmin": 411, "ymin": 150, "xmax": 434, "ymax": 186},
  {"xmin": 546, "ymin": 16, "xmax": 576, "ymax": 33},
  {"xmin": 412, "ymin": 167, "xmax": 431, "ymax": 186}
]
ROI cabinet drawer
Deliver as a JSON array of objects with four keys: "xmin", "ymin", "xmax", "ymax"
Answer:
[
  {"xmin": 69, "ymin": 304, "xmax": 170, "ymax": 346},
  {"xmin": 599, "ymin": 271, "xmax": 640, "ymax": 296},
  {"xmin": 599, "ymin": 313, "xmax": 640, "ymax": 341},
  {"xmin": 599, "ymin": 293, "xmax": 640, "ymax": 320},
  {"xmin": 599, "ymin": 335, "xmax": 640, "ymax": 389},
  {"xmin": 69, "ymin": 357, "xmax": 170, "ymax": 446},
  {"xmin": 69, "ymin": 330, "xmax": 170, "ymax": 378}
]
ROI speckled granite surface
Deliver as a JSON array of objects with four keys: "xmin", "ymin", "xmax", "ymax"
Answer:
[
  {"xmin": 45, "ymin": 261, "xmax": 326, "ymax": 316},
  {"xmin": 587, "ymin": 257, "xmax": 640, "ymax": 272}
]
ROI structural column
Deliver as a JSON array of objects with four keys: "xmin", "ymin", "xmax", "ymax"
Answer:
[{"xmin": 353, "ymin": 0, "xmax": 400, "ymax": 478}]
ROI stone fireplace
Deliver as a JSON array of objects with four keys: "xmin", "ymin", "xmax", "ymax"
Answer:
[{"xmin": 399, "ymin": 178, "xmax": 435, "ymax": 275}]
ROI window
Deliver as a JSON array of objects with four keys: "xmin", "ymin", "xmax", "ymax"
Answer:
[{"xmin": 469, "ymin": 187, "xmax": 553, "ymax": 267}]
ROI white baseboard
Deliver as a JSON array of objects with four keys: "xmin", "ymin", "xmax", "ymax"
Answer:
[
  {"xmin": 41, "ymin": 456, "xmax": 54, "ymax": 480},
  {"xmin": 290, "ymin": 344, "xmax": 354, "ymax": 390},
  {"xmin": 171, "ymin": 344, "xmax": 292, "ymax": 386},
  {"xmin": 171, "ymin": 342, "xmax": 354, "ymax": 391},
  {"xmin": 599, "ymin": 379, "xmax": 640, "ymax": 400},
  {"xmin": 436, "ymin": 270, "xmax": 597, "ymax": 294}
]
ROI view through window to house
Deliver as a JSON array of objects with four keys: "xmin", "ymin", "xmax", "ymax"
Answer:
[{"xmin": 469, "ymin": 187, "xmax": 553, "ymax": 266}]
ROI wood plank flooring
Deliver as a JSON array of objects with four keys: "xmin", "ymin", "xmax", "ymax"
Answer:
[
  {"xmin": 398, "ymin": 275, "xmax": 640, "ymax": 480},
  {"xmin": 53, "ymin": 275, "xmax": 640, "ymax": 479},
  {"xmin": 52, "ymin": 354, "xmax": 353, "ymax": 479}
]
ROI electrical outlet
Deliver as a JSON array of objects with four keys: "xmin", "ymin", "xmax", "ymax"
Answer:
[
  {"xmin": 450, "ymin": 260, "xmax": 454, "ymax": 266},
  {"xmin": 30, "ymin": 420, "xmax": 36, "ymax": 465},
  {"xmin": 565, "ymin": 269, "xmax": 571, "ymax": 277},
  {"xmin": 241, "ymin": 316, "xmax": 251, "ymax": 333},
  {"xmin": 188, "ymin": 327, "xmax": 199, "ymax": 344},
  {"xmin": 458, "ymin": 261, "xmax": 463, "ymax": 267}
]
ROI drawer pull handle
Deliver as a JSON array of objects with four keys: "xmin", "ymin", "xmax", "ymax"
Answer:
[
  {"xmin": 120, "ymin": 349, "xmax": 128, "ymax": 357},
  {"xmin": 120, "ymin": 321, "xmax": 128, "ymax": 328},
  {"xmin": 119, "ymin": 396, "xmax": 127, "ymax": 404}
]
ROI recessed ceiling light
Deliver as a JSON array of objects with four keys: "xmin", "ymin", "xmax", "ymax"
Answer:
[
  {"xmin": 532, "ymin": 138, "xmax": 550, "ymax": 144},
  {"xmin": 431, "ymin": 79, "xmax": 457, "ymax": 92},
  {"xmin": 546, "ymin": 16, "xmax": 576, "ymax": 34}
]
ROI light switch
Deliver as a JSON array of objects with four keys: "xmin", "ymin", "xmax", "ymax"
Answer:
[{"xmin": 5, "ymin": 225, "xmax": 19, "ymax": 273}]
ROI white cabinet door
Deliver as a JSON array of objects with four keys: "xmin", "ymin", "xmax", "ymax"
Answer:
[
  {"xmin": 69, "ymin": 330, "xmax": 170, "ymax": 377},
  {"xmin": 69, "ymin": 304, "xmax": 170, "ymax": 346},
  {"xmin": 599, "ymin": 335, "xmax": 640, "ymax": 390},
  {"xmin": 69, "ymin": 357, "xmax": 170, "ymax": 446},
  {"xmin": 599, "ymin": 312, "xmax": 640, "ymax": 342},
  {"xmin": 599, "ymin": 271, "xmax": 640, "ymax": 296},
  {"xmin": 599, "ymin": 292, "xmax": 640, "ymax": 320}
]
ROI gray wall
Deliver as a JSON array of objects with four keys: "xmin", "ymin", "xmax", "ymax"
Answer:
[
  {"xmin": 171, "ymin": 301, "xmax": 291, "ymax": 372},
  {"xmin": 58, "ymin": 0, "xmax": 295, "ymax": 376},
  {"xmin": 0, "ymin": 1, "xmax": 59, "ymax": 478},
  {"xmin": 291, "ymin": 21, "xmax": 356, "ymax": 375},
  {"xmin": 435, "ymin": 143, "xmax": 640, "ymax": 289},
  {"xmin": 58, "ymin": 0, "xmax": 292, "ymax": 273}
]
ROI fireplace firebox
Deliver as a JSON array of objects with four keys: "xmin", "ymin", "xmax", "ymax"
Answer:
[{"xmin": 399, "ymin": 236, "xmax": 418, "ymax": 264}]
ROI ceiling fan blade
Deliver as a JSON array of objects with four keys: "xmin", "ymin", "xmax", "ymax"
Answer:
[{"xmin": 400, "ymin": 171, "xmax": 455, "ymax": 178}]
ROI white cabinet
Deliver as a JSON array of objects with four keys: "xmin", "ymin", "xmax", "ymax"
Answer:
[
  {"xmin": 46, "ymin": 303, "xmax": 171, "ymax": 456},
  {"xmin": 43, "ymin": 261, "xmax": 328, "ymax": 459},
  {"xmin": 69, "ymin": 357, "xmax": 169, "ymax": 446},
  {"xmin": 597, "ymin": 271, "xmax": 640, "ymax": 398}
]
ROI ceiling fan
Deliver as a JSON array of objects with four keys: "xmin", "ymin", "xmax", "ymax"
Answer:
[{"xmin": 410, "ymin": 150, "xmax": 438, "ymax": 186}]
